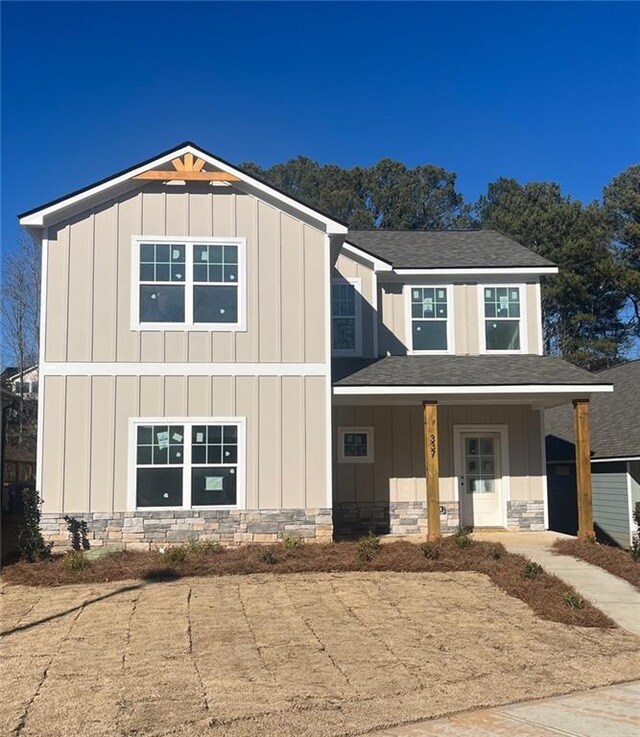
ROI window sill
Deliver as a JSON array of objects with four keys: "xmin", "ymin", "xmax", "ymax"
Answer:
[{"xmin": 132, "ymin": 323, "xmax": 247, "ymax": 332}]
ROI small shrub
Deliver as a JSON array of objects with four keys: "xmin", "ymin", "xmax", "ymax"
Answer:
[
  {"xmin": 563, "ymin": 592, "xmax": 584, "ymax": 610},
  {"xmin": 257, "ymin": 547, "xmax": 278, "ymax": 565},
  {"xmin": 489, "ymin": 545, "xmax": 502, "ymax": 560},
  {"xmin": 187, "ymin": 538, "xmax": 221, "ymax": 556},
  {"xmin": 18, "ymin": 486, "xmax": 53, "ymax": 562},
  {"xmin": 524, "ymin": 561, "xmax": 543, "ymax": 579},
  {"xmin": 64, "ymin": 551, "xmax": 90, "ymax": 571},
  {"xmin": 421, "ymin": 543, "xmax": 439, "ymax": 560},
  {"xmin": 454, "ymin": 527, "xmax": 472, "ymax": 549},
  {"xmin": 163, "ymin": 546, "xmax": 188, "ymax": 565},
  {"xmin": 357, "ymin": 532, "xmax": 380, "ymax": 562},
  {"xmin": 64, "ymin": 515, "xmax": 91, "ymax": 551},
  {"xmin": 282, "ymin": 533, "xmax": 303, "ymax": 550}
]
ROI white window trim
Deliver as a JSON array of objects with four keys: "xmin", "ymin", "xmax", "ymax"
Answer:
[
  {"xmin": 404, "ymin": 284, "xmax": 454, "ymax": 355},
  {"xmin": 338, "ymin": 426, "xmax": 374, "ymax": 464},
  {"xmin": 127, "ymin": 416, "xmax": 246, "ymax": 511},
  {"xmin": 332, "ymin": 276, "xmax": 363, "ymax": 357},
  {"xmin": 478, "ymin": 283, "xmax": 528, "ymax": 354},
  {"xmin": 130, "ymin": 235, "xmax": 247, "ymax": 332}
]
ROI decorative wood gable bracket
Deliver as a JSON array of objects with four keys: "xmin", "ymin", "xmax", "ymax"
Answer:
[{"xmin": 134, "ymin": 153, "xmax": 240, "ymax": 182}]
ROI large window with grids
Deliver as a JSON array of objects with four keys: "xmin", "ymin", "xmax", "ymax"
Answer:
[
  {"xmin": 132, "ymin": 237, "xmax": 245, "ymax": 330},
  {"xmin": 131, "ymin": 418, "xmax": 245, "ymax": 509},
  {"xmin": 482, "ymin": 286, "xmax": 522, "ymax": 352},
  {"xmin": 408, "ymin": 286, "xmax": 451, "ymax": 352}
]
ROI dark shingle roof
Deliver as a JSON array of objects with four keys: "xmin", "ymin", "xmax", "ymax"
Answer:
[
  {"xmin": 346, "ymin": 229, "xmax": 555, "ymax": 269},
  {"xmin": 545, "ymin": 360, "xmax": 640, "ymax": 461},
  {"xmin": 334, "ymin": 355, "xmax": 609, "ymax": 387}
]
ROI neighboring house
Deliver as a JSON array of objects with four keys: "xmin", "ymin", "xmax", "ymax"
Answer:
[
  {"xmin": 19, "ymin": 142, "xmax": 612, "ymax": 548},
  {"xmin": 546, "ymin": 360, "xmax": 640, "ymax": 548},
  {"xmin": 3, "ymin": 365, "xmax": 39, "ymax": 399}
]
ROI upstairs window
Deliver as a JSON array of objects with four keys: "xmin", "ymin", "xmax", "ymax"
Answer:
[
  {"xmin": 332, "ymin": 278, "xmax": 362, "ymax": 355},
  {"xmin": 133, "ymin": 237, "xmax": 245, "ymax": 330},
  {"xmin": 409, "ymin": 287, "xmax": 450, "ymax": 352},
  {"xmin": 483, "ymin": 286, "xmax": 521, "ymax": 351}
]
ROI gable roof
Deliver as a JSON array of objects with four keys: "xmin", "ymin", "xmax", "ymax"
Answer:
[
  {"xmin": 346, "ymin": 229, "xmax": 556, "ymax": 270},
  {"xmin": 545, "ymin": 359, "xmax": 640, "ymax": 461},
  {"xmin": 19, "ymin": 141, "xmax": 348, "ymax": 235}
]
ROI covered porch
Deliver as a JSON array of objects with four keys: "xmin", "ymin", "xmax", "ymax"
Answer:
[{"xmin": 332, "ymin": 355, "xmax": 613, "ymax": 540}]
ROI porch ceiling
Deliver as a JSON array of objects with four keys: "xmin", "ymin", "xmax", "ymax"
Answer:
[{"xmin": 332, "ymin": 355, "xmax": 613, "ymax": 409}]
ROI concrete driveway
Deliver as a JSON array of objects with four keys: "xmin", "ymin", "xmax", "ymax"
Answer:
[{"xmin": 2, "ymin": 571, "xmax": 640, "ymax": 737}]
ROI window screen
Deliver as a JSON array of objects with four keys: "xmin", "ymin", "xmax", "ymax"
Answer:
[
  {"xmin": 136, "ymin": 424, "xmax": 185, "ymax": 507},
  {"xmin": 332, "ymin": 282, "xmax": 358, "ymax": 353},
  {"xmin": 191, "ymin": 425, "xmax": 238, "ymax": 506},
  {"xmin": 410, "ymin": 287, "xmax": 448, "ymax": 351},
  {"xmin": 484, "ymin": 287, "xmax": 521, "ymax": 350}
]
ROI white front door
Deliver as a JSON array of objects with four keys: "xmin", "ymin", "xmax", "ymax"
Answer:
[{"xmin": 457, "ymin": 432, "xmax": 503, "ymax": 527}]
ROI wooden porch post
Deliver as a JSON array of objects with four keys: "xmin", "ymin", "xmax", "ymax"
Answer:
[
  {"xmin": 573, "ymin": 399, "xmax": 594, "ymax": 540},
  {"xmin": 423, "ymin": 400, "xmax": 441, "ymax": 541}
]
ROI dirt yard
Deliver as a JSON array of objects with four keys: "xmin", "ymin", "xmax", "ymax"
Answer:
[{"xmin": 2, "ymin": 572, "xmax": 640, "ymax": 737}]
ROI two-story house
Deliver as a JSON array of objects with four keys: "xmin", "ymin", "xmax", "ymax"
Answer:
[{"xmin": 19, "ymin": 142, "xmax": 612, "ymax": 548}]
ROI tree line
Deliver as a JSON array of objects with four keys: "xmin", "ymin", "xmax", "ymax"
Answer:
[{"xmin": 242, "ymin": 157, "xmax": 640, "ymax": 370}]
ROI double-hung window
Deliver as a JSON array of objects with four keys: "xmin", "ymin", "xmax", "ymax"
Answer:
[
  {"xmin": 133, "ymin": 237, "xmax": 245, "ymax": 330},
  {"xmin": 132, "ymin": 418, "xmax": 245, "ymax": 509},
  {"xmin": 409, "ymin": 286, "xmax": 450, "ymax": 352},
  {"xmin": 482, "ymin": 286, "xmax": 522, "ymax": 351},
  {"xmin": 331, "ymin": 278, "xmax": 362, "ymax": 355}
]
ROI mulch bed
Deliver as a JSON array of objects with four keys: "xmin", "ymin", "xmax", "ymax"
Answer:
[
  {"xmin": 553, "ymin": 538, "xmax": 640, "ymax": 591},
  {"xmin": 2, "ymin": 535, "xmax": 614, "ymax": 629}
]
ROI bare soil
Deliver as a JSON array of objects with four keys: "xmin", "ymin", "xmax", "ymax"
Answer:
[
  {"xmin": 553, "ymin": 538, "xmax": 640, "ymax": 590},
  {"xmin": 2, "ymin": 571, "xmax": 639, "ymax": 737},
  {"xmin": 3, "ymin": 537, "xmax": 615, "ymax": 628}
]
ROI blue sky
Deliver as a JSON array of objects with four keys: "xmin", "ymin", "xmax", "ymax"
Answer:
[{"xmin": 2, "ymin": 1, "xmax": 639, "ymax": 252}]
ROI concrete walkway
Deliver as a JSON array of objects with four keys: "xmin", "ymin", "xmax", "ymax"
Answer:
[
  {"xmin": 369, "ymin": 681, "xmax": 640, "ymax": 736},
  {"xmin": 475, "ymin": 531, "xmax": 640, "ymax": 636}
]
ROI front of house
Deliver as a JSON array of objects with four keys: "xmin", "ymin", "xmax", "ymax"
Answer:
[{"xmin": 19, "ymin": 142, "xmax": 612, "ymax": 548}]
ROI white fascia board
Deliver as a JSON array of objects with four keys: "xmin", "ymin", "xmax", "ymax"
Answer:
[
  {"xmin": 20, "ymin": 144, "xmax": 348, "ymax": 235},
  {"xmin": 591, "ymin": 456, "xmax": 640, "ymax": 463},
  {"xmin": 393, "ymin": 266, "xmax": 558, "ymax": 276},
  {"xmin": 40, "ymin": 362, "xmax": 327, "ymax": 377},
  {"xmin": 342, "ymin": 241, "xmax": 393, "ymax": 271},
  {"xmin": 333, "ymin": 383, "xmax": 614, "ymax": 396}
]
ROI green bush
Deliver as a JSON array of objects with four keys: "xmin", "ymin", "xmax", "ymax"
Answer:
[
  {"xmin": 18, "ymin": 486, "xmax": 53, "ymax": 562},
  {"xmin": 64, "ymin": 551, "xmax": 91, "ymax": 571},
  {"xmin": 281, "ymin": 533, "xmax": 303, "ymax": 550},
  {"xmin": 357, "ymin": 532, "xmax": 380, "ymax": 562},
  {"xmin": 454, "ymin": 527, "xmax": 472, "ymax": 549},
  {"xmin": 421, "ymin": 543, "xmax": 439, "ymax": 560},
  {"xmin": 163, "ymin": 546, "xmax": 188, "ymax": 565},
  {"xmin": 187, "ymin": 538, "xmax": 221, "ymax": 555},
  {"xmin": 563, "ymin": 592, "xmax": 584, "ymax": 610},
  {"xmin": 64, "ymin": 515, "xmax": 91, "ymax": 551},
  {"xmin": 257, "ymin": 547, "xmax": 278, "ymax": 565},
  {"xmin": 524, "ymin": 561, "xmax": 543, "ymax": 579}
]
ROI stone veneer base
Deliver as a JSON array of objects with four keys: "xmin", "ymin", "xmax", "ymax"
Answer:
[
  {"xmin": 334, "ymin": 500, "xmax": 545, "ymax": 537},
  {"xmin": 40, "ymin": 509, "xmax": 333, "ymax": 550},
  {"xmin": 40, "ymin": 500, "xmax": 545, "ymax": 549}
]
